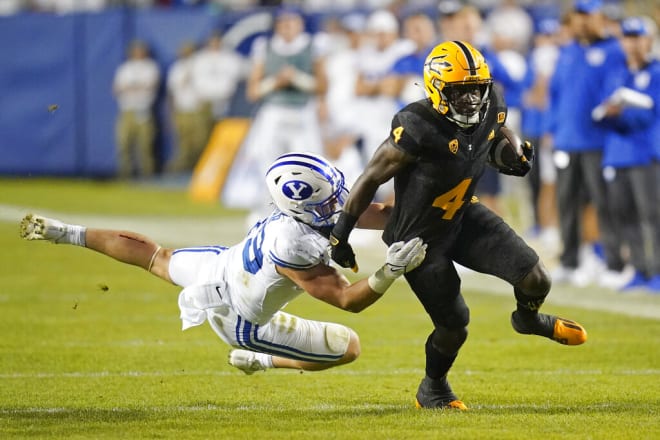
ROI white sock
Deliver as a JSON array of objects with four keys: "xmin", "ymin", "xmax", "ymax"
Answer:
[{"xmin": 254, "ymin": 352, "xmax": 274, "ymax": 369}]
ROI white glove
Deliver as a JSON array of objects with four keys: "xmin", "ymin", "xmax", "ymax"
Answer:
[
  {"xmin": 383, "ymin": 237, "xmax": 427, "ymax": 279},
  {"xmin": 368, "ymin": 237, "xmax": 427, "ymax": 294}
]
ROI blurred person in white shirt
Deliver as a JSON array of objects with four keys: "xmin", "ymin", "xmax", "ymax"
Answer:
[
  {"xmin": 192, "ymin": 32, "xmax": 247, "ymax": 138},
  {"xmin": 223, "ymin": 5, "xmax": 328, "ymax": 217},
  {"xmin": 0, "ymin": 0, "xmax": 25, "ymax": 15},
  {"xmin": 354, "ymin": 9, "xmax": 414, "ymax": 176},
  {"xmin": 112, "ymin": 40, "xmax": 160, "ymax": 179},
  {"xmin": 166, "ymin": 42, "xmax": 208, "ymax": 174},
  {"xmin": 381, "ymin": 12, "xmax": 438, "ymax": 108},
  {"xmin": 319, "ymin": 12, "xmax": 367, "ymax": 188}
]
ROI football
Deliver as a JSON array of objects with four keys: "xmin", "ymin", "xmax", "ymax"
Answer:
[{"xmin": 488, "ymin": 126, "xmax": 524, "ymax": 169}]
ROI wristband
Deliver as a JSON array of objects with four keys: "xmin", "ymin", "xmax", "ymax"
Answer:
[
  {"xmin": 257, "ymin": 77, "xmax": 277, "ymax": 98},
  {"xmin": 291, "ymin": 70, "xmax": 316, "ymax": 92},
  {"xmin": 367, "ymin": 266, "xmax": 394, "ymax": 295},
  {"xmin": 332, "ymin": 212, "xmax": 359, "ymax": 242},
  {"xmin": 148, "ymin": 245, "xmax": 162, "ymax": 272}
]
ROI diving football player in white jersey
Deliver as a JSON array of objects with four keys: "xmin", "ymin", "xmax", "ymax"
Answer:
[{"xmin": 19, "ymin": 152, "xmax": 426, "ymax": 374}]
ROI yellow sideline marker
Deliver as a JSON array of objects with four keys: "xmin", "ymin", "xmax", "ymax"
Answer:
[{"xmin": 189, "ymin": 118, "xmax": 250, "ymax": 203}]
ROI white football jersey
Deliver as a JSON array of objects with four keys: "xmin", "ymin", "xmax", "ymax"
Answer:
[{"xmin": 171, "ymin": 210, "xmax": 330, "ymax": 325}]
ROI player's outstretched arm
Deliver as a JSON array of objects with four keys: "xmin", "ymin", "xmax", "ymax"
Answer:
[
  {"xmin": 20, "ymin": 213, "xmax": 173, "ymax": 283},
  {"xmin": 282, "ymin": 237, "xmax": 427, "ymax": 313},
  {"xmin": 85, "ymin": 228, "xmax": 173, "ymax": 282},
  {"xmin": 330, "ymin": 139, "xmax": 413, "ymax": 270}
]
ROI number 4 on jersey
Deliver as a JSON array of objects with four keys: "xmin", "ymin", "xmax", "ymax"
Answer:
[{"xmin": 432, "ymin": 178, "xmax": 472, "ymax": 220}]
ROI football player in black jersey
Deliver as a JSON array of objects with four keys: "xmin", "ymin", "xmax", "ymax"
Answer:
[{"xmin": 329, "ymin": 41, "xmax": 588, "ymax": 410}]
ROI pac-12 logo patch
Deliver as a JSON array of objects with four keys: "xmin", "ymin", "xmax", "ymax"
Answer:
[
  {"xmin": 449, "ymin": 139, "xmax": 458, "ymax": 154},
  {"xmin": 283, "ymin": 181, "xmax": 313, "ymax": 200}
]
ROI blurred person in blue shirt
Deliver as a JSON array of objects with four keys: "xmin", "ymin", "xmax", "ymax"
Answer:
[
  {"xmin": 521, "ymin": 18, "xmax": 564, "ymax": 252},
  {"xmin": 547, "ymin": 0, "xmax": 627, "ymax": 287},
  {"xmin": 595, "ymin": 16, "xmax": 660, "ymax": 292},
  {"xmin": 381, "ymin": 12, "xmax": 438, "ymax": 109}
]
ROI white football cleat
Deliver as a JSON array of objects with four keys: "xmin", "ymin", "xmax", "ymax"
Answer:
[
  {"xmin": 228, "ymin": 349, "xmax": 267, "ymax": 375},
  {"xmin": 550, "ymin": 265, "xmax": 575, "ymax": 284},
  {"xmin": 20, "ymin": 214, "xmax": 67, "ymax": 243}
]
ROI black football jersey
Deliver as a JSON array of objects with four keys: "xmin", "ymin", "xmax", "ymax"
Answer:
[{"xmin": 382, "ymin": 87, "xmax": 507, "ymax": 245}]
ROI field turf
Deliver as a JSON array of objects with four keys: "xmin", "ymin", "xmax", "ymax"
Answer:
[{"xmin": 1, "ymin": 178, "xmax": 658, "ymax": 439}]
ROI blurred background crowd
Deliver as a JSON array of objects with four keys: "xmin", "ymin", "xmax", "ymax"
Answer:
[{"xmin": 2, "ymin": 0, "xmax": 660, "ymax": 294}]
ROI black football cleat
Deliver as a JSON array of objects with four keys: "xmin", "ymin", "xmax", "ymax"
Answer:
[
  {"xmin": 511, "ymin": 311, "xmax": 587, "ymax": 346},
  {"xmin": 414, "ymin": 376, "xmax": 468, "ymax": 410}
]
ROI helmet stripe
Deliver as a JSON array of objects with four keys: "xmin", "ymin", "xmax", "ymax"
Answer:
[
  {"xmin": 268, "ymin": 153, "xmax": 342, "ymax": 182},
  {"xmin": 452, "ymin": 40, "xmax": 477, "ymax": 76},
  {"xmin": 267, "ymin": 160, "xmax": 340, "ymax": 184},
  {"xmin": 274, "ymin": 152, "xmax": 333, "ymax": 168}
]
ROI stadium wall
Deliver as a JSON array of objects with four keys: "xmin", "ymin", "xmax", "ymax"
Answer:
[
  {"xmin": 0, "ymin": 7, "xmax": 276, "ymax": 177},
  {"xmin": 0, "ymin": 3, "xmax": 561, "ymax": 178}
]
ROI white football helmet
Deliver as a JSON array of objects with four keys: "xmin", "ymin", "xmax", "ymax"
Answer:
[{"xmin": 266, "ymin": 152, "xmax": 348, "ymax": 227}]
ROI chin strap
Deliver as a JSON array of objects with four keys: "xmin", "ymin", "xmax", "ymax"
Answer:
[{"xmin": 448, "ymin": 113, "xmax": 479, "ymax": 127}]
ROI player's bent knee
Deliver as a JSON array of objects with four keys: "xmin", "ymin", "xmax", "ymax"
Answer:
[
  {"xmin": 431, "ymin": 326, "xmax": 468, "ymax": 355},
  {"xmin": 325, "ymin": 324, "xmax": 359, "ymax": 363},
  {"xmin": 517, "ymin": 261, "xmax": 551, "ymax": 297},
  {"xmin": 343, "ymin": 332, "xmax": 361, "ymax": 363}
]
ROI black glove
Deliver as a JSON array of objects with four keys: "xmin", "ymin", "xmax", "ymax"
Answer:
[
  {"xmin": 499, "ymin": 141, "xmax": 534, "ymax": 177},
  {"xmin": 521, "ymin": 140, "xmax": 534, "ymax": 163},
  {"xmin": 329, "ymin": 234, "xmax": 358, "ymax": 272},
  {"xmin": 329, "ymin": 212, "xmax": 359, "ymax": 272}
]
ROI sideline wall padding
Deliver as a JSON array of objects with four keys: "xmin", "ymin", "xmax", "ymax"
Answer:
[
  {"xmin": 0, "ymin": 14, "xmax": 79, "ymax": 175},
  {"xmin": 189, "ymin": 118, "xmax": 250, "ymax": 203},
  {"xmin": 0, "ymin": 8, "xmax": 260, "ymax": 177},
  {"xmin": 80, "ymin": 10, "xmax": 127, "ymax": 176}
]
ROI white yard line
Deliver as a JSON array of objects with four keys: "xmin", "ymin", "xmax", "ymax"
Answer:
[
  {"xmin": 3, "ymin": 204, "xmax": 659, "ymax": 320},
  {"xmin": 0, "ymin": 368, "xmax": 656, "ymax": 380},
  {"xmin": 1, "ymin": 203, "xmax": 246, "ymax": 247}
]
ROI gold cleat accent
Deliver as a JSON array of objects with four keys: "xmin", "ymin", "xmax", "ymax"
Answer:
[
  {"xmin": 415, "ymin": 398, "xmax": 468, "ymax": 411},
  {"xmin": 552, "ymin": 317, "xmax": 588, "ymax": 346}
]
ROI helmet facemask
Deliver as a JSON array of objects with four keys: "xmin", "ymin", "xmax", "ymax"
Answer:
[
  {"xmin": 441, "ymin": 80, "xmax": 491, "ymax": 126},
  {"xmin": 301, "ymin": 183, "xmax": 348, "ymax": 227}
]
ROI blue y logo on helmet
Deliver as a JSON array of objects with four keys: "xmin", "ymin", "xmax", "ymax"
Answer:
[{"xmin": 283, "ymin": 180, "xmax": 313, "ymax": 200}]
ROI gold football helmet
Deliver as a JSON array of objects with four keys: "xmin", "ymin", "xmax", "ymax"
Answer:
[{"xmin": 423, "ymin": 41, "xmax": 492, "ymax": 126}]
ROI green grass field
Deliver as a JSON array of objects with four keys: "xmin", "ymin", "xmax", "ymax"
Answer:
[{"xmin": 1, "ymin": 178, "xmax": 658, "ymax": 439}]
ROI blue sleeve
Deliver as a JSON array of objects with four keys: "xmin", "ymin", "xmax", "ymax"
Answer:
[
  {"xmin": 391, "ymin": 56, "xmax": 409, "ymax": 75},
  {"xmin": 598, "ymin": 60, "xmax": 658, "ymax": 133},
  {"xmin": 616, "ymin": 107, "xmax": 656, "ymax": 132},
  {"xmin": 483, "ymin": 50, "xmax": 518, "ymax": 91}
]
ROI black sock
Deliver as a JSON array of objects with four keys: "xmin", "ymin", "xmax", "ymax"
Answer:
[
  {"xmin": 514, "ymin": 288, "xmax": 545, "ymax": 316},
  {"xmin": 425, "ymin": 333, "xmax": 456, "ymax": 380}
]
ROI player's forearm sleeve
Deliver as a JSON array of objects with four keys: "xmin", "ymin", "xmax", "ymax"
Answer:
[{"xmin": 331, "ymin": 212, "xmax": 359, "ymax": 241}]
